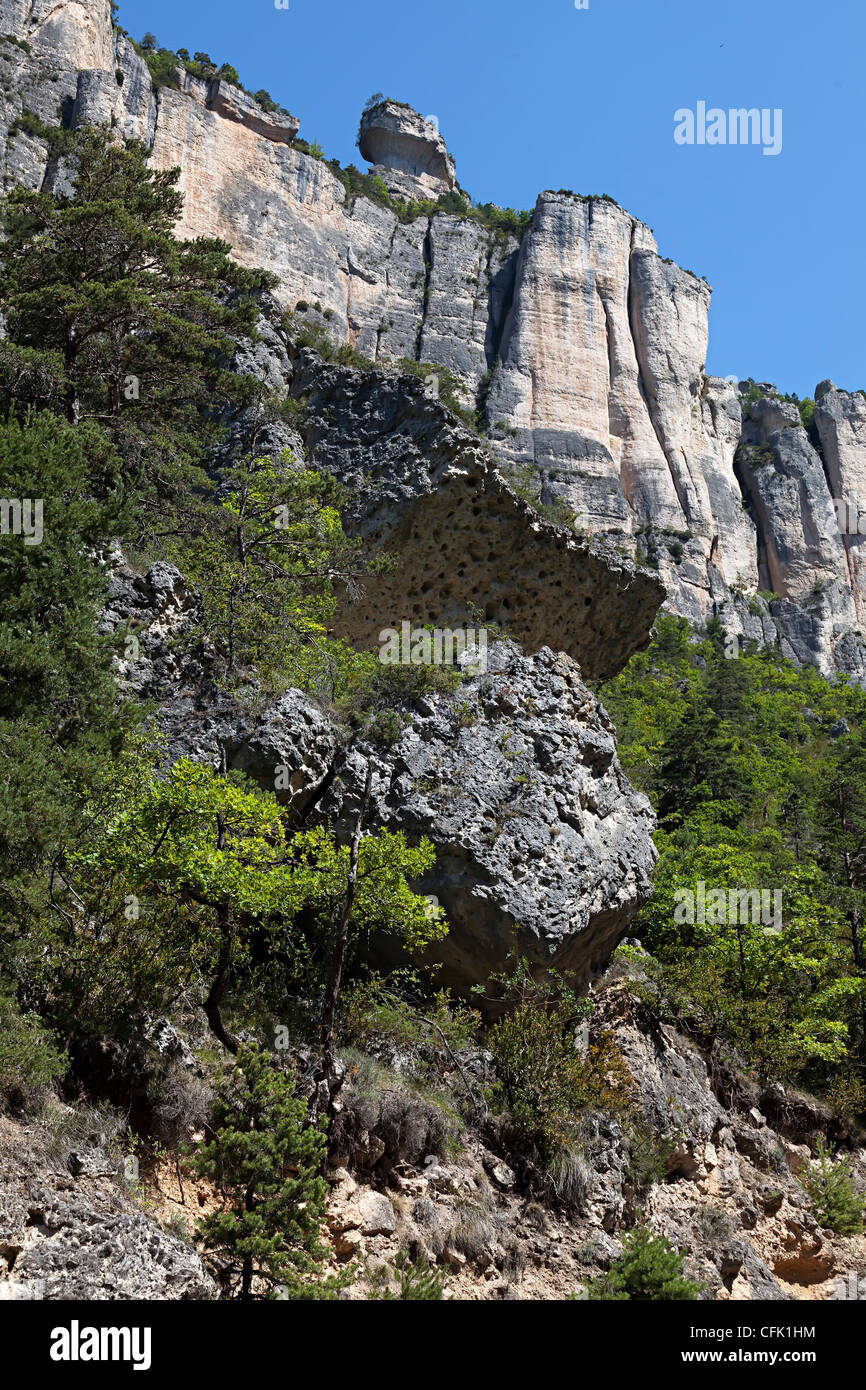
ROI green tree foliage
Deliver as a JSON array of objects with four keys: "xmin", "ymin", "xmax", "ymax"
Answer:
[
  {"xmin": 191, "ymin": 1045, "xmax": 341, "ymax": 1299},
  {"xmin": 0, "ymin": 128, "xmax": 273, "ymax": 530},
  {"xmin": 800, "ymin": 1139, "xmax": 865, "ymax": 1235},
  {"xmin": 0, "ymin": 414, "xmax": 136, "ymax": 925},
  {"xmin": 42, "ymin": 758, "xmax": 445, "ymax": 1047},
  {"xmin": 0, "ymin": 123, "xmax": 448, "ymax": 1094},
  {"xmin": 175, "ymin": 449, "xmax": 367, "ymax": 695},
  {"xmin": 0, "ymin": 988, "xmax": 67, "ymax": 1106},
  {"xmin": 601, "ymin": 615, "xmax": 866, "ymax": 1093},
  {"xmin": 583, "ymin": 1224, "xmax": 701, "ymax": 1301}
]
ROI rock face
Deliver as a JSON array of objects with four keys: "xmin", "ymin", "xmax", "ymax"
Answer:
[
  {"xmin": 324, "ymin": 966, "xmax": 866, "ymax": 1301},
  {"xmin": 280, "ymin": 335, "xmax": 665, "ymax": 685},
  {"xmin": 4, "ymin": 0, "xmax": 864, "ymax": 679},
  {"xmin": 316, "ymin": 643, "xmax": 658, "ymax": 995},
  {"xmin": 732, "ymin": 385, "xmax": 866, "ymax": 679}
]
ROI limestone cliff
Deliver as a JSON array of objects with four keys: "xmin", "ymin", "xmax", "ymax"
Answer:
[{"xmin": 3, "ymin": 0, "xmax": 864, "ymax": 679}]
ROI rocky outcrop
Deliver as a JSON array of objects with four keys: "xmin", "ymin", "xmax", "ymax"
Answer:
[
  {"xmin": 815, "ymin": 381, "xmax": 866, "ymax": 633},
  {"xmin": 103, "ymin": 561, "xmax": 657, "ymax": 994},
  {"xmin": 315, "ymin": 644, "xmax": 657, "ymax": 994},
  {"xmin": 320, "ymin": 966, "xmax": 866, "ymax": 1301},
  {"xmin": 288, "ymin": 344, "xmax": 664, "ymax": 684},
  {"xmin": 0, "ymin": 1114, "xmax": 216, "ymax": 1300},
  {"xmin": 206, "ymin": 79, "xmax": 299, "ymax": 144},
  {"xmin": 358, "ymin": 100, "xmax": 457, "ymax": 202},
  {"xmin": 734, "ymin": 389, "xmax": 866, "ymax": 678}
]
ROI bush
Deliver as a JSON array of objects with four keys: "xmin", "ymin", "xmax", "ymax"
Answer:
[
  {"xmin": 625, "ymin": 1121, "xmax": 670, "ymax": 1194},
  {"xmin": 329, "ymin": 1052, "xmax": 460, "ymax": 1173},
  {"xmin": 339, "ymin": 974, "xmax": 479, "ymax": 1059},
  {"xmin": 336, "ymin": 657, "xmax": 462, "ymax": 746},
  {"xmin": 801, "ymin": 1139, "xmax": 865, "ymax": 1235},
  {"xmin": 370, "ymin": 1249, "xmax": 448, "ymax": 1300},
  {"xmin": 395, "ymin": 357, "xmax": 478, "ymax": 431},
  {"xmin": 282, "ymin": 310, "xmax": 374, "ymax": 371},
  {"xmin": 503, "ymin": 460, "xmax": 576, "ymax": 527},
  {"xmin": 583, "ymin": 1224, "xmax": 701, "ymax": 1300},
  {"xmin": 0, "ymin": 990, "xmax": 67, "ymax": 1107},
  {"xmin": 697, "ymin": 1205, "xmax": 733, "ymax": 1242},
  {"xmin": 827, "ymin": 1071, "xmax": 866, "ymax": 1121},
  {"xmin": 487, "ymin": 959, "xmax": 634, "ymax": 1161},
  {"xmin": 146, "ymin": 1059, "xmax": 212, "ymax": 1149},
  {"xmin": 547, "ymin": 1146, "xmax": 593, "ymax": 1212}
]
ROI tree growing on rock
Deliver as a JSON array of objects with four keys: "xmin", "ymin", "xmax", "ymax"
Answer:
[{"xmin": 583, "ymin": 1223, "xmax": 701, "ymax": 1301}]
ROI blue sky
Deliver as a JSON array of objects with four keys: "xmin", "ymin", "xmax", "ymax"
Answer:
[{"xmin": 117, "ymin": 0, "xmax": 864, "ymax": 399}]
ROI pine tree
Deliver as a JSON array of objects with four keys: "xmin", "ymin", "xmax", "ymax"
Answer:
[
  {"xmin": 584, "ymin": 1223, "xmax": 701, "ymax": 1300},
  {"xmin": 191, "ymin": 1046, "xmax": 342, "ymax": 1300},
  {"xmin": 801, "ymin": 1139, "xmax": 865, "ymax": 1236},
  {"xmin": 656, "ymin": 703, "xmax": 751, "ymax": 825},
  {"xmin": 0, "ymin": 413, "xmax": 135, "ymax": 905},
  {"xmin": 0, "ymin": 127, "xmax": 274, "ymax": 532},
  {"xmin": 816, "ymin": 733, "xmax": 866, "ymax": 1061}
]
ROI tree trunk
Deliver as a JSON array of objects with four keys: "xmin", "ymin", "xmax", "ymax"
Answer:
[
  {"xmin": 203, "ymin": 794, "xmax": 240, "ymax": 1054},
  {"xmin": 204, "ymin": 914, "xmax": 240, "ymax": 1055},
  {"xmin": 318, "ymin": 762, "xmax": 372, "ymax": 1089}
]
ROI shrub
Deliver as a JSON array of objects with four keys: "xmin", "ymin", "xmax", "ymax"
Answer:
[
  {"xmin": 330, "ymin": 1052, "xmax": 460, "ymax": 1172},
  {"xmin": 146, "ymin": 1059, "xmax": 212, "ymax": 1149},
  {"xmin": 282, "ymin": 310, "xmax": 374, "ymax": 371},
  {"xmin": 697, "ymin": 1205, "xmax": 732, "ymax": 1242},
  {"xmin": 583, "ymin": 1223, "xmax": 701, "ymax": 1300},
  {"xmin": 339, "ymin": 974, "xmax": 479, "ymax": 1059},
  {"xmin": 547, "ymin": 1146, "xmax": 593, "ymax": 1212},
  {"xmin": 801, "ymin": 1139, "xmax": 865, "ymax": 1235},
  {"xmin": 487, "ymin": 959, "xmax": 634, "ymax": 1161},
  {"xmin": 0, "ymin": 990, "xmax": 67, "ymax": 1107},
  {"xmin": 337, "ymin": 657, "xmax": 462, "ymax": 745},
  {"xmin": 395, "ymin": 357, "xmax": 478, "ymax": 430},
  {"xmin": 448, "ymin": 1198, "xmax": 497, "ymax": 1263},
  {"xmin": 625, "ymin": 1121, "xmax": 670, "ymax": 1194},
  {"xmin": 827, "ymin": 1071, "xmax": 866, "ymax": 1121},
  {"xmin": 370, "ymin": 1249, "xmax": 447, "ymax": 1300},
  {"xmin": 503, "ymin": 461, "xmax": 576, "ymax": 527}
]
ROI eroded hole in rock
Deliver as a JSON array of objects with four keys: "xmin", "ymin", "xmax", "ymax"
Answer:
[{"xmin": 772, "ymin": 1254, "xmax": 834, "ymax": 1286}]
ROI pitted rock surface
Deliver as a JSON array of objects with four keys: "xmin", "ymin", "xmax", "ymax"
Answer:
[{"xmin": 0, "ymin": 1117, "xmax": 215, "ymax": 1301}]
